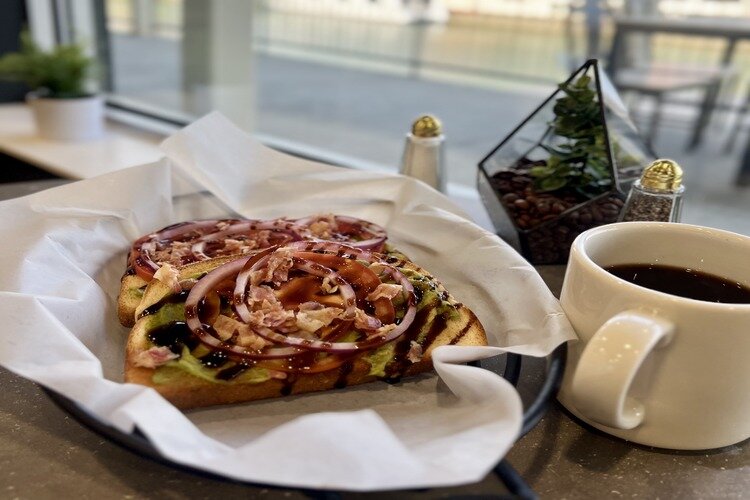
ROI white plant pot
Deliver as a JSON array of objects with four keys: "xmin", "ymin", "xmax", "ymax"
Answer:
[{"xmin": 27, "ymin": 93, "xmax": 104, "ymax": 141}]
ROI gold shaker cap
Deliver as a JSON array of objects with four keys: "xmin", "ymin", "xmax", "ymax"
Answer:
[
  {"xmin": 412, "ymin": 115, "xmax": 442, "ymax": 138},
  {"xmin": 641, "ymin": 159, "xmax": 683, "ymax": 191}
]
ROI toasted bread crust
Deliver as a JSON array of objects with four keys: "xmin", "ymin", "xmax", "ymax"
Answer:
[
  {"xmin": 125, "ymin": 306, "xmax": 484, "ymax": 410},
  {"xmin": 118, "ymin": 274, "xmax": 148, "ymax": 327}
]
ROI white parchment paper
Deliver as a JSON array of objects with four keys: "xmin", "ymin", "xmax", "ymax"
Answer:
[{"xmin": 0, "ymin": 113, "xmax": 575, "ymax": 491}]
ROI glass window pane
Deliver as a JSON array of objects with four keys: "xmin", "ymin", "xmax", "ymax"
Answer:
[{"xmin": 102, "ymin": 0, "xmax": 575, "ymax": 186}]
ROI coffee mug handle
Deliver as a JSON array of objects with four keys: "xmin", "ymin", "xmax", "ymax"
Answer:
[{"xmin": 570, "ymin": 310, "xmax": 674, "ymax": 429}]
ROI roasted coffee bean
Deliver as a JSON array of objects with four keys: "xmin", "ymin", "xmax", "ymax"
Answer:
[
  {"xmin": 514, "ymin": 199, "xmax": 530, "ymax": 210},
  {"xmin": 502, "ymin": 193, "xmax": 519, "ymax": 204}
]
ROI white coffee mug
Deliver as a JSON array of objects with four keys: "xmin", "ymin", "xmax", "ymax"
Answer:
[{"xmin": 557, "ymin": 222, "xmax": 750, "ymax": 450}]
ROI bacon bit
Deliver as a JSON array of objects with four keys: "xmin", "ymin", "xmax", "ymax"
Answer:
[
  {"xmin": 152, "ymin": 240, "xmax": 192, "ymax": 266},
  {"xmin": 366, "ymin": 283, "xmax": 403, "ymax": 301},
  {"xmin": 247, "ymin": 285, "xmax": 276, "ymax": 304},
  {"xmin": 213, "ymin": 314, "xmax": 269, "ymax": 350},
  {"xmin": 296, "ymin": 306, "xmax": 343, "ymax": 332},
  {"xmin": 309, "ymin": 221, "xmax": 331, "ymax": 239},
  {"xmin": 366, "ymin": 323, "xmax": 397, "ymax": 340},
  {"xmin": 254, "ymin": 229, "xmax": 272, "ymax": 248},
  {"xmin": 321, "ymin": 277, "xmax": 338, "ymax": 294},
  {"xmin": 298, "ymin": 301, "xmax": 324, "ymax": 311},
  {"xmin": 251, "ymin": 248, "xmax": 294, "ymax": 285},
  {"xmin": 244, "ymin": 285, "xmax": 297, "ymax": 332},
  {"xmin": 153, "ymin": 263, "xmax": 181, "ymax": 293},
  {"xmin": 354, "ymin": 308, "xmax": 382, "ymax": 331},
  {"xmin": 133, "ymin": 346, "xmax": 179, "ymax": 368},
  {"xmin": 223, "ymin": 238, "xmax": 245, "ymax": 252},
  {"xmin": 308, "ymin": 214, "xmax": 338, "ymax": 239},
  {"xmin": 407, "ymin": 341, "xmax": 423, "ymax": 363}
]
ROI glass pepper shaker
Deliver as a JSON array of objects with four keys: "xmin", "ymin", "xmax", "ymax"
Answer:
[{"xmin": 620, "ymin": 159, "xmax": 684, "ymax": 223}]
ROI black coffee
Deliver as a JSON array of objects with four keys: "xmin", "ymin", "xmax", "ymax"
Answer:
[{"xmin": 605, "ymin": 264, "xmax": 750, "ymax": 304}]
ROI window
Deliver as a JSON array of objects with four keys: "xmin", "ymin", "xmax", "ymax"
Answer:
[{"xmin": 30, "ymin": 0, "xmax": 750, "ymax": 199}]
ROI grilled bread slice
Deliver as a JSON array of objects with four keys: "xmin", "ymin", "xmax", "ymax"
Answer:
[{"xmin": 124, "ymin": 255, "xmax": 486, "ymax": 410}]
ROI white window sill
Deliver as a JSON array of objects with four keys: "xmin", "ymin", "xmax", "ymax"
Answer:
[
  {"xmin": 0, "ymin": 103, "xmax": 494, "ymax": 230},
  {"xmin": 0, "ymin": 103, "xmax": 164, "ymax": 179}
]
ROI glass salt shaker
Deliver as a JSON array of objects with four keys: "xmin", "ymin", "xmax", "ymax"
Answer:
[
  {"xmin": 399, "ymin": 115, "xmax": 446, "ymax": 193},
  {"xmin": 620, "ymin": 159, "xmax": 684, "ymax": 223}
]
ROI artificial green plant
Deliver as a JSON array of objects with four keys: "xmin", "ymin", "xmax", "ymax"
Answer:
[
  {"xmin": 530, "ymin": 74, "xmax": 612, "ymax": 196},
  {"xmin": 0, "ymin": 31, "xmax": 93, "ymax": 98}
]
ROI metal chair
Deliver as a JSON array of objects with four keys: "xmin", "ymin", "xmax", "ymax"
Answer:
[{"xmin": 607, "ymin": 18, "xmax": 736, "ymax": 150}]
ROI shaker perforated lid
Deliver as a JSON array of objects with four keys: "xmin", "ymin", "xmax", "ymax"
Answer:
[
  {"xmin": 412, "ymin": 115, "xmax": 442, "ymax": 138},
  {"xmin": 641, "ymin": 159, "xmax": 683, "ymax": 191}
]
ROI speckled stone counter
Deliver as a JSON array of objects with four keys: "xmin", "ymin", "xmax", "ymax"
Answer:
[{"xmin": 0, "ymin": 182, "xmax": 748, "ymax": 499}]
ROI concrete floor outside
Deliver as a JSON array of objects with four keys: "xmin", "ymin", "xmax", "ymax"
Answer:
[{"xmin": 107, "ymin": 11, "xmax": 750, "ymax": 236}]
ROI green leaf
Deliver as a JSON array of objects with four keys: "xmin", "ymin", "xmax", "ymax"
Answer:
[
  {"xmin": 0, "ymin": 29, "xmax": 92, "ymax": 97},
  {"xmin": 530, "ymin": 166, "xmax": 553, "ymax": 177},
  {"xmin": 538, "ymin": 176, "xmax": 568, "ymax": 192}
]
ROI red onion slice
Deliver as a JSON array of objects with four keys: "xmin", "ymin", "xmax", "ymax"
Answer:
[
  {"xmin": 132, "ymin": 219, "xmax": 241, "ymax": 280},
  {"xmin": 295, "ymin": 215, "xmax": 387, "ymax": 251},
  {"xmin": 235, "ymin": 246, "xmax": 416, "ymax": 353},
  {"xmin": 184, "ymin": 256, "xmax": 302, "ymax": 360},
  {"xmin": 190, "ymin": 219, "xmax": 303, "ymax": 260}
]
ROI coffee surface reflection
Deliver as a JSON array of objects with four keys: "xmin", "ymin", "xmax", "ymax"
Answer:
[{"xmin": 606, "ymin": 264, "xmax": 750, "ymax": 304}]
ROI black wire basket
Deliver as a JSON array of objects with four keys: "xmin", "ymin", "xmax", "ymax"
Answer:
[{"xmin": 43, "ymin": 345, "xmax": 567, "ymax": 499}]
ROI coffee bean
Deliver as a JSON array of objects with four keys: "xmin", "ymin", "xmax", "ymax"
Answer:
[
  {"xmin": 502, "ymin": 193, "xmax": 519, "ymax": 204},
  {"xmin": 514, "ymin": 199, "xmax": 529, "ymax": 210},
  {"xmin": 591, "ymin": 205, "xmax": 603, "ymax": 222},
  {"xmin": 552, "ymin": 203, "xmax": 566, "ymax": 214}
]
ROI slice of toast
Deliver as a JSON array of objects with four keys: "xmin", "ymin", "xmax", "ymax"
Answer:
[{"xmin": 124, "ymin": 254, "xmax": 486, "ymax": 410}]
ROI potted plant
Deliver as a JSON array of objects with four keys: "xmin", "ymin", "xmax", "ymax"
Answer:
[
  {"xmin": 0, "ymin": 31, "xmax": 102, "ymax": 141},
  {"xmin": 478, "ymin": 60, "xmax": 652, "ymax": 264}
]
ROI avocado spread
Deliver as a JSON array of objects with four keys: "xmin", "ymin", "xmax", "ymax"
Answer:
[{"xmin": 144, "ymin": 266, "xmax": 456, "ymax": 383}]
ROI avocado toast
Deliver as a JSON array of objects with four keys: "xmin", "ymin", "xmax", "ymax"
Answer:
[{"xmin": 124, "ymin": 241, "xmax": 487, "ymax": 409}]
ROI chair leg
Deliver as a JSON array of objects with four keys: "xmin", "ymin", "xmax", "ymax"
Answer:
[
  {"xmin": 687, "ymin": 81, "xmax": 721, "ymax": 151},
  {"xmin": 646, "ymin": 93, "xmax": 664, "ymax": 151},
  {"xmin": 724, "ymin": 85, "xmax": 750, "ymax": 153},
  {"xmin": 735, "ymin": 135, "xmax": 750, "ymax": 186}
]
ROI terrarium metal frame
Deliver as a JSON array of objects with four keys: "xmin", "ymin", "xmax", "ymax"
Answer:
[{"xmin": 478, "ymin": 59, "xmax": 650, "ymax": 265}]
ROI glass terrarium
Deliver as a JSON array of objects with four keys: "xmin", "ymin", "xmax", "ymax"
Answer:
[{"xmin": 478, "ymin": 59, "xmax": 654, "ymax": 265}]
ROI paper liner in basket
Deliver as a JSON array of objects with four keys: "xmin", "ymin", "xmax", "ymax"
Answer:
[{"xmin": 0, "ymin": 112, "xmax": 574, "ymax": 491}]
